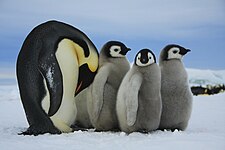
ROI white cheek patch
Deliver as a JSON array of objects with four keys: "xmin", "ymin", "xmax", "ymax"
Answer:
[
  {"xmin": 148, "ymin": 52, "xmax": 155, "ymax": 65},
  {"xmin": 136, "ymin": 52, "xmax": 155, "ymax": 67},
  {"xmin": 136, "ymin": 53, "xmax": 143, "ymax": 66},
  {"xmin": 110, "ymin": 45, "xmax": 125, "ymax": 57},
  {"xmin": 168, "ymin": 47, "xmax": 182, "ymax": 60}
]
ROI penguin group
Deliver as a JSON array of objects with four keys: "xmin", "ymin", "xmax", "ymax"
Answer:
[{"xmin": 16, "ymin": 20, "xmax": 193, "ymax": 135}]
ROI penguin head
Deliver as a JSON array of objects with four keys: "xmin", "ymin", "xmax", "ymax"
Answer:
[
  {"xmin": 135, "ymin": 49, "xmax": 156, "ymax": 67},
  {"xmin": 160, "ymin": 44, "xmax": 191, "ymax": 61},
  {"xmin": 102, "ymin": 41, "xmax": 131, "ymax": 58}
]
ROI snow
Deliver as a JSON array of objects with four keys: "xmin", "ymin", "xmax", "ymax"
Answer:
[
  {"xmin": 46, "ymin": 66, "xmax": 54, "ymax": 88},
  {"xmin": 0, "ymin": 68, "xmax": 225, "ymax": 150},
  {"xmin": 187, "ymin": 68, "xmax": 225, "ymax": 86}
]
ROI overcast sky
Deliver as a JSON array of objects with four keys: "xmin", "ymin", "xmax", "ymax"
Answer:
[{"xmin": 0, "ymin": 0, "xmax": 225, "ymax": 69}]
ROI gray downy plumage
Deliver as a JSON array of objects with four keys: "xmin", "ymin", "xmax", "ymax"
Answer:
[
  {"xmin": 87, "ymin": 41, "xmax": 131, "ymax": 131},
  {"xmin": 116, "ymin": 49, "xmax": 162, "ymax": 133},
  {"xmin": 158, "ymin": 44, "xmax": 193, "ymax": 131},
  {"xmin": 74, "ymin": 88, "xmax": 93, "ymax": 129}
]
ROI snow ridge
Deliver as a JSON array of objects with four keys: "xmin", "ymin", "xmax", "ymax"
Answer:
[{"xmin": 187, "ymin": 68, "xmax": 225, "ymax": 86}]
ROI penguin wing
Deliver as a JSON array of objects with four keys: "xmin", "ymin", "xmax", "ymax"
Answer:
[
  {"xmin": 125, "ymin": 73, "xmax": 143, "ymax": 126},
  {"xmin": 91, "ymin": 64, "xmax": 111, "ymax": 122},
  {"xmin": 38, "ymin": 53, "xmax": 63, "ymax": 117}
]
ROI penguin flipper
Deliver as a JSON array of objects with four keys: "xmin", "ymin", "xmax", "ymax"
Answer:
[
  {"xmin": 91, "ymin": 64, "xmax": 110, "ymax": 122},
  {"xmin": 125, "ymin": 73, "xmax": 143, "ymax": 126},
  {"xmin": 38, "ymin": 54, "xmax": 63, "ymax": 117}
]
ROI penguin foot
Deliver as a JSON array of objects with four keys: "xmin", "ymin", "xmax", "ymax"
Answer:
[
  {"xmin": 110, "ymin": 128, "xmax": 121, "ymax": 132},
  {"xmin": 71, "ymin": 125, "xmax": 88, "ymax": 132},
  {"xmin": 158, "ymin": 128, "xmax": 167, "ymax": 132},
  {"xmin": 94, "ymin": 129, "xmax": 103, "ymax": 132},
  {"xmin": 18, "ymin": 125, "xmax": 61, "ymax": 136},
  {"xmin": 138, "ymin": 129, "xmax": 149, "ymax": 134},
  {"xmin": 171, "ymin": 128, "xmax": 182, "ymax": 132},
  {"xmin": 94, "ymin": 128, "xmax": 120, "ymax": 132},
  {"xmin": 158, "ymin": 128, "xmax": 182, "ymax": 132}
]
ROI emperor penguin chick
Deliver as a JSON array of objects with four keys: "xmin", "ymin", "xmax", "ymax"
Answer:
[
  {"xmin": 158, "ymin": 44, "xmax": 193, "ymax": 131},
  {"xmin": 87, "ymin": 41, "xmax": 131, "ymax": 131},
  {"xmin": 116, "ymin": 49, "xmax": 162, "ymax": 133},
  {"xmin": 73, "ymin": 88, "xmax": 93, "ymax": 129}
]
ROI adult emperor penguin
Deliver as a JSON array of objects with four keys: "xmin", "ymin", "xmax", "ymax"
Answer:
[
  {"xmin": 116, "ymin": 49, "xmax": 162, "ymax": 133},
  {"xmin": 87, "ymin": 41, "xmax": 131, "ymax": 131},
  {"xmin": 16, "ymin": 20, "xmax": 99, "ymax": 135},
  {"xmin": 158, "ymin": 44, "xmax": 193, "ymax": 131}
]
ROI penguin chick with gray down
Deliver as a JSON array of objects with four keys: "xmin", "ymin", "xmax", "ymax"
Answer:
[
  {"xmin": 87, "ymin": 41, "xmax": 131, "ymax": 131},
  {"xmin": 158, "ymin": 44, "xmax": 193, "ymax": 131},
  {"xmin": 116, "ymin": 49, "xmax": 162, "ymax": 134},
  {"xmin": 73, "ymin": 87, "xmax": 93, "ymax": 129}
]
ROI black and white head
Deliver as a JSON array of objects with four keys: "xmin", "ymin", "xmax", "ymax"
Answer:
[
  {"xmin": 160, "ymin": 44, "xmax": 191, "ymax": 62},
  {"xmin": 135, "ymin": 49, "xmax": 156, "ymax": 67},
  {"xmin": 101, "ymin": 41, "xmax": 131, "ymax": 58}
]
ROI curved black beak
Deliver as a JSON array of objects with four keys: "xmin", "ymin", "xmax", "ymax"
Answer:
[
  {"xmin": 141, "ymin": 58, "xmax": 149, "ymax": 64},
  {"xmin": 120, "ymin": 47, "xmax": 131, "ymax": 55},
  {"xmin": 125, "ymin": 48, "xmax": 131, "ymax": 54},
  {"xmin": 180, "ymin": 48, "xmax": 191, "ymax": 55},
  {"xmin": 127, "ymin": 48, "xmax": 131, "ymax": 51}
]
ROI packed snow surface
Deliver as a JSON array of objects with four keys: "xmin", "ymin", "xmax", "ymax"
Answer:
[
  {"xmin": 0, "ymin": 68, "xmax": 225, "ymax": 150},
  {"xmin": 187, "ymin": 68, "xmax": 225, "ymax": 86}
]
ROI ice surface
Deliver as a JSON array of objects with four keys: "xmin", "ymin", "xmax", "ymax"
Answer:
[
  {"xmin": 187, "ymin": 68, "xmax": 225, "ymax": 86},
  {"xmin": 0, "ymin": 68, "xmax": 225, "ymax": 150}
]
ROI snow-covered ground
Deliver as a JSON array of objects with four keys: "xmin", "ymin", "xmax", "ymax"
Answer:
[
  {"xmin": 187, "ymin": 68, "xmax": 225, "ymax": 86},
  {"xmin": 0, "ymin": 68, "xmax": 225, "ymax": 150}
]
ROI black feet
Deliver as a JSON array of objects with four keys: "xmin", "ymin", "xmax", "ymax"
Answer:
[{"xmin": 18, "ymin": 125, "xmax": 61, "ymax": 136}]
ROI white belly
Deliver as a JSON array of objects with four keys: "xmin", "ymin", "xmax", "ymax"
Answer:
[{"xmin": 42, "ymin": 39, "xmax": 79, "ymax": 133}]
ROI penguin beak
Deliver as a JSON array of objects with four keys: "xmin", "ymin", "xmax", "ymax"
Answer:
[
  {"xmin": 75, "ymin": 64, "xmax": 97, "ymax": 96},
  {"xmin": 186, "ymin": 49, "xmax": 191, "ymax": 52},
  {"xmin": 127, "ymin": 48, "xmax": 131, "ymax": 51},
  {"xmin": 125, "ymin": 48, "xmax": 131, "ymax": 54},
  {"xmin": 180, "ymin": 48, "xmax": 191, "ymax": 55},
  {"xmin": 141, "ymin": 58, "xmax": 148, "ymax": 64},
  {"xmin": 120, "ymin": 47, "xmax": 131, "ymax": 55}
]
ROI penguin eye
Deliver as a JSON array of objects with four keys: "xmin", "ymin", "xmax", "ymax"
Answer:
[
  {"xmin": 148, "ymin": 52, "xmax": 153, "ymax": 60},
  {"xmin": 114, "ymin": 48, "xmax": 119, "ymax": 52},
  {"xmin": 173, "ymin": 50, "xmax": 178, "ymax": 54}
]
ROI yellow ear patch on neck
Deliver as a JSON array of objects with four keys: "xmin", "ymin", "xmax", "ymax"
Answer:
[{"xmin": 59, "ymin": 38, "xmax": 98, "ymax": 73}]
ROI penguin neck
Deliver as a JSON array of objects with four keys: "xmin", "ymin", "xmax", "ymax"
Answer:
[
  {"xmin": 99, "ymin": 53, "xmax": 129, "ymax": 68},
  {"xmin": 160, "ymin": 59, "xmax": 185, "ymax": 69},
  {"xmin": 133, "ymin": 64, "xmax": 161, "ymax": 97},
  {"xmin": 135, "ymin": 64, "xmax": 160, "ymax": 80},
  {"xmin": 99, "ymin": 53, "xmax": 130, "ymax": 89},
  {"xmin": 160, "ymin": 59, "xmax": 188, "ymax": 82}
]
